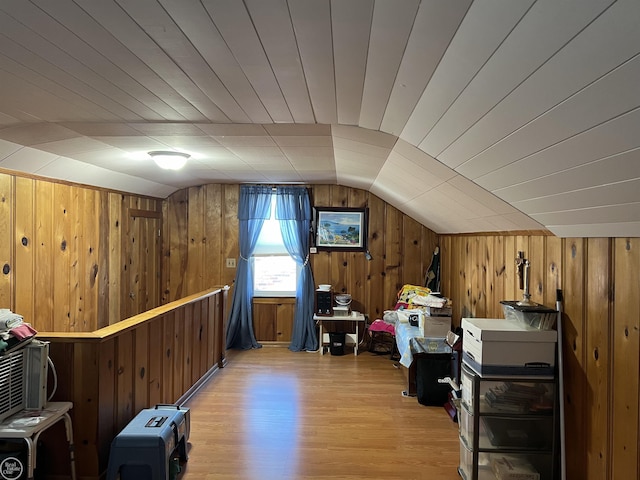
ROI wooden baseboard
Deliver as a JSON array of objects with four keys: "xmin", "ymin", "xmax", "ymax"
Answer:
[{"xmin": 178, "ymin": 363, "xmax": 222, "ymax": 406}]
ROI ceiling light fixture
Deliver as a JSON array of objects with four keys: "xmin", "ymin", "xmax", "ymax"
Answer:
[{"xmin": 148, "ymin": 150, "xmax": 190, "ymax": 170}]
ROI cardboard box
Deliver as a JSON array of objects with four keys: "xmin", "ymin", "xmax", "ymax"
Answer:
[
  {"xmin": 491, "ymin": 455, "xmax": 540, "ymax": 480},
  {"xmin": 425, "ymin": 305, "xmax": 452, "ymax": 316},
  {"xmin": 462, "ymin": 318, "xmax": 556, "ymax": 376},
  {"xmin": 398, "ymin": 310, "xmax": 451, "ymax": 338},
  {"xmin": 420, "ymin": 314, "xmax": 451, "ymax": 338}
]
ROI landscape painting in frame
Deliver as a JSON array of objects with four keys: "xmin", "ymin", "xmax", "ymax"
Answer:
[{"xmin": 315, "ymin": 207, "xmax": 368, "ymax": 251}]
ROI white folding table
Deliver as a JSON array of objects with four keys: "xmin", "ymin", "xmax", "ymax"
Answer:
[{"xmin": 314, "ymin": 312, "xmax": 366, "ymax": 356}]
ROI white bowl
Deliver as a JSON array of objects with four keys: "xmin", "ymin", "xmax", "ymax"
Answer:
[
  {"xmin": 318, "ymin": 284, "xmax": 331, "ymax": 291},
  {"xmin": 334, "ymin": 294, "xmax": 352, "ymax": 305}
]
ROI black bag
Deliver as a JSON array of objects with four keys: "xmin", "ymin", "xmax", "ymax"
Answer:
[{"xmin": 415, "ymin": 353, "xmax": 451, "ymax": 406}]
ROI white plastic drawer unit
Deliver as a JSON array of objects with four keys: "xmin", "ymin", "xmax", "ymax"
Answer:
[{"xmin": 461, "ymin": 318, "xmax": 557, "ymax": 376}]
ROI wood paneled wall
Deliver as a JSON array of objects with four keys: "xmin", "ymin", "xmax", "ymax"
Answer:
[
  {"xmin": 162, "ymin": 184, "xmax": 438, "ymax": 319},
  {"xmin": 0, "ymin": 171, "xmax": 162, "ymax": 330},
  {"xmin": 8, "ymin": 170, "xmax": 637, "ymax": 480},
  {"xmin": 439, "ymin": 234, "xmax": 640, "ymax": 480},
  {"xmin": 309, "ymin": 185, "xmax": 438, "ymax": 319},
  {"xmin": 162, "ymin": 184, "xmax": 239, "ymax": 302}
]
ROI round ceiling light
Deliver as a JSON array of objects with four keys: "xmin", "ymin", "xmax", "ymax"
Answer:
[{"xmin": 148, "ymin": 150, "xmax": 190, "ymax": 170}]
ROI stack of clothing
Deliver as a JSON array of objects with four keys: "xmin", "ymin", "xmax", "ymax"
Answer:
[{"xmin": 0, "ymin": 309, "xmax": 37, "ymax": 354}]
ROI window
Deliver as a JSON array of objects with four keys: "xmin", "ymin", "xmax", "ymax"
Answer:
[{"xmin": 252, "ymin": 195, "xmax": 300, "ymax": 297}]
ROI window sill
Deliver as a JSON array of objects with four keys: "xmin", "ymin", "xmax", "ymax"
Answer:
[{"xmin": 253, "ymin": 297, "xmax": 296, "ymax": 304}]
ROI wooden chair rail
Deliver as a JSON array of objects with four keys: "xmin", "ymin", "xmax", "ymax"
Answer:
[{"xmin": 38, "ymin": 286, "xmax": 230, "ymax": 342}]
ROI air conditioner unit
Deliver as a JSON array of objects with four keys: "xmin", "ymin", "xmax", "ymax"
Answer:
[
  {"xmin": 0, "ymin": 348, "xmax": 25, "ymax": 422},
  {"xmin": 24, "ymin": 340, "xmax": 49, "ymax": 410},
  {"xmin": 0, "ymin": 340, "xmax": 49, "ymax": 422}
]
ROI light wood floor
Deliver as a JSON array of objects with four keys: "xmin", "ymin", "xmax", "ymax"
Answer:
[{"xmin": 179, "ymin": 346, "xmax": 461, "ymax": 480}]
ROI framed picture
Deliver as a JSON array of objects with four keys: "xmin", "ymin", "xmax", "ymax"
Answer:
[{"xmin": 314, "ymin": 207, "xmax": 368, "ymax": 251}]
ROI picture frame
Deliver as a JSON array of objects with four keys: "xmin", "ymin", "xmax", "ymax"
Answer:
[{"xmin": 314, "ymin": 207, "xmax": 368, "ymax": 251}]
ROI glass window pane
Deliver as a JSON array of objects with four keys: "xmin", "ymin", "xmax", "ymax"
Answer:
[
  {"xmin": 253, "ymin": 255, "xmax": 298, "ymax": 297},
  {"xmin": 254, "ymin": 195, "xmax": 287, "ymax": 255},
  {"xmin": 252, "ymin": 194, "xmax": 298, "ymax": 297}
]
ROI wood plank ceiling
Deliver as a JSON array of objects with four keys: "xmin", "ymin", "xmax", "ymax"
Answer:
[{"xmin": 0, "ymin": 0, "xmax": 638, "ymax": 237}]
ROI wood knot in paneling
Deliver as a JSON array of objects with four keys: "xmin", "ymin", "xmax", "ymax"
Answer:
[
  {"xmin": 90, "ymin": 264, "xmax": 99, "ymax": 287},
  {"xmin": 139, "ymin": 367, "xmax": 145, "ymax": 379},
  {"xmin": 2, "ymin": 264, "xmax": 10, "ymax": 275},
  {"xmin": 21, "ymin": 236, "xmax": 28, "ymax": 246},
  {"xmin": 61, "ymin": 240, "xmax": 67, "ymax": 251}
]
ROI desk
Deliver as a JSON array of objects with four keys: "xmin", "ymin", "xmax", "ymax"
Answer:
[
  {"xmin": 0, "ymin": 402, "xmax": 76, "ymax": 480},
  {"xmin": 314, "ymin": 312, "xmax": 366, "ymax": 356}
]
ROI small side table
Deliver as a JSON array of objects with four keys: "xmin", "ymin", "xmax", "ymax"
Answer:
[
  {"xmin": 314, "ymin": 312, "xmax": 366, "ymax": 356},
  {"xmin": 0, "ymin": 402, "xmax": 76, "ymax": 480}
]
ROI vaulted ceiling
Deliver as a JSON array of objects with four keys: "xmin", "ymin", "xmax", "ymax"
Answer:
[{"xmin": 0, "ymin": 0, "xmax": 638, "ymax": 237}]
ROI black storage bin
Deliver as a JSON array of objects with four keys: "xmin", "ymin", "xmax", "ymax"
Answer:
[
  {"xmin": 0, "ymin": 439, "xmax": 28, "ymax": 480},
  {"xmin": 329, "ymin": 332, "xmax": 346, "ymax": 356},
  {"xmin": 415, "ymin": 353, "xmax": 451, "ymax": 406}
]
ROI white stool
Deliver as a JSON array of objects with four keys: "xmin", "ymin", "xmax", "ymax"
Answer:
[{"xmin": 0, "ymin": 402, "xmax": 76, "ymax": 480}]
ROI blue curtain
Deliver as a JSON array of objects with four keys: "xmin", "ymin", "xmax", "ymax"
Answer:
[
  {"xmin": 225, "ymin": 185, "xmax": 272, "ymax": 350},
  {"xmin": 275, "ymin": 186, "xmax": 317, "ymax": 352}
]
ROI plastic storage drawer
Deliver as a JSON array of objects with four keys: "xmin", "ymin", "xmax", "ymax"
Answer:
[
  {"xmin": 461, "ymin": 365, "xmax": 555, "ymax": 415},
  {"xmin": 458, "ymin": 438, "xmax": 493, "ymax": 480}
]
